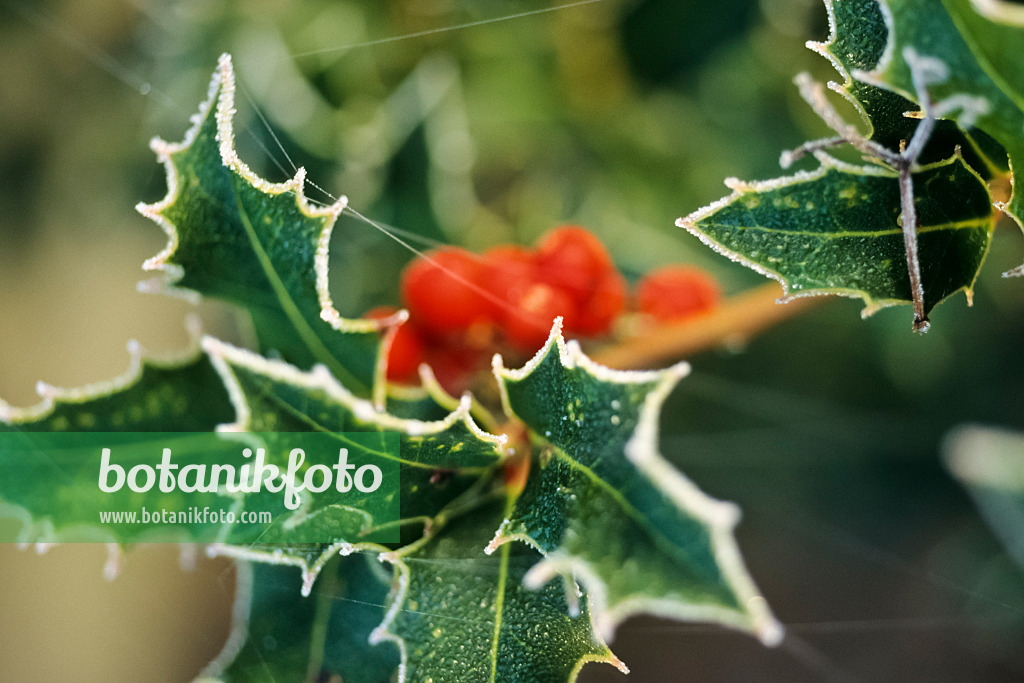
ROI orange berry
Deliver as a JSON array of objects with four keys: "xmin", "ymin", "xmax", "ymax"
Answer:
[
  {"xmin": 503, "ymin": 282, "xmax": 578, "ymax": 352},
  {"xmin": 423, "ymin": 343, "xmax": 486, "ymax": 395},
  {"xmin": 636, "ymin": 266, "xmax": 721, "ymax": 322},
  {"xmin": 569, "ymin": 270, "xmax": 626, "ymax": 337},
  {"xmin": 535, "ymin": 226, "xmax": 615, "ymax": 304},
  {"xmin": 400, "ymin": 247, "xmax": 492, "ymax": 337},
  {"xmin": 481, "ymin": 245, "xmax": 539, "ymax": 321}
]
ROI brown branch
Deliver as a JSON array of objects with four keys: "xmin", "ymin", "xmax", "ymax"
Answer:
[{"xmin": 590, "ymin": 283, "xmax": 823, "ymax": 370}]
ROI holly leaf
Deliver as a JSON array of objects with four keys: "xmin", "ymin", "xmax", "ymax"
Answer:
[
  {"xmin": 809, "ymin": 0, "xmax": 1009, "ymax": 179},
  {"xmin": 679, "ymin": 154, "xmax": 993, "ymax": 316},
  {"xmin": 0, "ymin": 332, "xmax": 235, "ymax": 546},
  {"xmin": 200, "ymin": 554, "xmax": 399, "ymax": 683},
  {"xmin": 202, "ymin": 337, "xmax": 506, "ymax": 594},
  {"xmin": 944, "ymin": 425, "xmax": 1024, "ymax": 570},
  {"xmin": 679, "ymin": 0, "xmax": 1002, "ymax": 318},
  {"xmin": 488, "ymin": 323, "xmax": 782, "ymax": 646},
  {"xmin": 373, "ymin": 494, "xmax": 627, "ymax": 682},
  {"xmin": 0, "ymin": 332, "xmax": 232, "ymax": 435},
  {"xmin": 138, "ymin": 54, "xmax": 393, "ymax": 397},
  {"xmin": 848, "ymin": 0, "xmax": 1024, "ymax": 274}
]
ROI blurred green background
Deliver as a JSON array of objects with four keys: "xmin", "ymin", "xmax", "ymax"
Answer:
[{"xmin": 1, "ymin": 0, "xmax": 1023, "ymax": 680}]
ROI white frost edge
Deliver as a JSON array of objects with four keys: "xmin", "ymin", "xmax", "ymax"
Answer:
[
  {"xmin": 369, "ymin": 537, "xmax": 628, "ymax": 682},
  {"xmin": 0, "ymin": 313, "xmax": 204, "ymax": 424},
  {"xmin": 685, "ymin": 1, "xmax": 926, "ymax": 319},
  {"xmin": 997, "ymin": 200, "xmax": 1024, "ymax": 277},
  {"xmin": 200, "ymin": 335, "xmax": 506, "ymax": 596},
  {"xmin": 677, "ymin": 163, "xmax": 890, "ymax": 319},
  {"xmin": 487, "ymin": 320, "xmax": 784, "ymax": 648},
  {"xmin": 807, "ymin": 0, "xmax": 895, "ymax": 87},
  {"xmin": 368, "ymin": 550, "xmax": 410, "ymax": 683},
  {"xmin": 0, "ymin": 318, "xmax": 212, "ymax": 560},
  {"xmin": 803, "ymin": 0, "xmax": 894, "ymax": 135},
  {"xmin": 205, "ymin": 539, "xmax": 367, "ymax": 599},
  {"xmin": 970, "ymin": 0, "xmax": 1024, "ymax": 26},
  {"xmin": 134, "ymin": 54, "xmax": 401, "ymax": 403},
  {"xmin": 194, "ymin": 559, "xmax": 253, "ymax": 681},
  {"xmin": 202, "ymin": 335, "xmax": 504, "ymax": 450}
]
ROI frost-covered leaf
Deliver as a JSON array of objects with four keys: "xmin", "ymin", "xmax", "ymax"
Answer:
[
  {"xmin": 489, "ymin": 322, "xmax": 782, "ymax": 646},
  {"xmin": 0, "ymin": 334, "xmax": 235, "ymax": 545},
  {"xmin": 138, "ymin": 54, "xmax": 392, "ymax": 396},
  {"xmin": 201, "ymin": 554, "xmax": 399, "ymax": 683},
  {"xmin": 945, "ymin": 425, "xmax": 1024, "ymax": 570},
  {"xmin": 679, "ymin": 154, "xmax": 993, "ymax": 315},
  {"xmin": 0, "ymin": 335, "xmax": 232, "ymax": 434},
  {"xmin": 810, "ymin": 0, "xmax": 1009, "ymax": 178},
  {"xmin": 202, "ymin": 337, "xmax": 506, "ymax": 593},
  {"xmin": 374, "ymin": 494, "xmax": 626, "ymax": 682},
  {"xmin": 852, "ymin": 0, "xmax": 1024, "ymax": 272},
  {"xmin": 679, "ymin": 0, "xmax": 1004, "ymax": 318}
]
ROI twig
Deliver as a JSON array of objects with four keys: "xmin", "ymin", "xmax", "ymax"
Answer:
[
  {"xmin": 895, "ymin": 143, "xmax": 929, "ymax": 332},
  {"xmin": 591, "ymin": 283, "xmax": 821, "ymax": 370},
  {"xmin": 895, "ymin": 47, "xmax": 946, "ymax": 333},
  {"xmin": 793, "ymin": 47, "xmax": 966, "ymax": 333}
]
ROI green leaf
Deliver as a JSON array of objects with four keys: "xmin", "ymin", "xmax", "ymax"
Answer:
[
  {"xmin": 0, "ymin": 335, "xmax": 232, "ymax": 434},
  {"xmin": 850, "ymin": 0, "xmax": 1024, "ymax": 272},
  {"xmin": 202, "ymin": 337, "xmax": 506, "ymax": 594},
  {"xmin": 374, "ymin": 494, "xmax": 627, "ymax": 682},
  {"xmin": 137, "ymin": 54, "xmax": 391, "ymax": 396},
  {"xmin": 809, "ymin": 0, "xmax": 1008, "ymax": 178},
  {"xmin": 944, "ymin": 0, "xmax": 1024, "ymax": 108},
  {"xmin": 0, "ymin": 334, "xmax": 235, "ymax": 545},
  {"xmin": 679, "ymin": 0, "xmax": 1005, "ymax": 318},
  {"xmin": 489, "ymin": 323, "xmax": 782, "ymax": 646},
  {"xmin": 944, "ymin": 425, "xmax": 1024, "ymax": 570},
  {"xmin": 679, "ymin": 154, "xmax": 994, "ymax": 315},
  {"xmin": 201, "ymin": 554, "xmax": 399, "ymax": 683}
]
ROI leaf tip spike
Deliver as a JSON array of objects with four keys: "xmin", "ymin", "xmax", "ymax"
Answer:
[{"xmin": 610, "ymin": 654, "xmax": 630, "ymax": 674}]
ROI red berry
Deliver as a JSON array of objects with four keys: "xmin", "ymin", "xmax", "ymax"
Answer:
[
  {"xmin": 480, "ymin": 245, "xmax": 539, "ymax": 321},
  {"xmin": 364, "ymin": 306, "xmax": 425, "ymax": 383},
  {"xmin": 569, "ymin": 271, "xmax": 626, "ymax": 337},
  {"xmin": 535, "ymin": 226, "xmax": 615, "ymax": 304},
  {"xmin": 636, "ymin": 266, "xmax": 721, "ymax": 322},
  {"xmin": 503, "ymin": 282, "xmax": 578, "ymax": 352},
  {"xmin": 400, "ymin": 247, "xmax": 492, "ymax": 337},
  {"xmin": 423, "ymin": 343, "xmax": 486, "ymax": 395}
]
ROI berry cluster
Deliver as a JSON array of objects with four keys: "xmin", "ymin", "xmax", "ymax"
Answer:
[{"xmin": 368, "ymin": 226, "xmax": 720, "ymax": 388}]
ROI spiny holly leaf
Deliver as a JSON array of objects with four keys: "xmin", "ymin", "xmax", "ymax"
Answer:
[
  {"xmin": 199, "ymin": 554, "xmax": 399, "ymax": 683},
  {"xmin": 851, "ymin": 0, "xmax": 1024, "ymax": 273},
  {"xmin": 138, "ymin": 54, "xmax": 393, "ymax": 397},
  {"xmin": 679, "ymin": 0, "xmax": 1003, "ymax": 318},
  {"xmin": 0, "ymin": 331, "xmax": 235, "ymax": 546},
  {"xmin": 373, "ymin": 494, "xmax": 626, "ymax": 682},
  {"xmin": 945, "ymin": 425, "xmax": 1024, "ymax": 570},
  {"xmin": 489, "ymin": 322, "xmax": 782, "ymax": 646},
  {"xmin": 202, "ymin": 337, "xmax": 506, "ymax": 594},
  {"xmin": 0, "ymin": 331, "xmax": 232, "ymax": 434},
  {"xmin": 679, "ymin": 154, "xmax": 993, "ymax": 316},
  {"xmin": 809, "ymin": 0, "xmax": 1009, "ymax": 179}
]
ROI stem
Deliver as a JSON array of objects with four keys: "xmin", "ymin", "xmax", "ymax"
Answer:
[
  {"xmin": 591, "ymin": 283, "xmax": 821, "ymax": 370},
  {"xmin": 780, "ymin": 136, "xmax": 846, "ymax": 168},
  {"xmin": 896, "ymin": 156, "xmax": 929, "ymax": 333},
  {"xmin": 796, "ymin": 47, "xmax": 965, "ymax": 332},
  {"xmin": 897, "ymin": 51, "xmax": 939, "ymax": 334}
]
